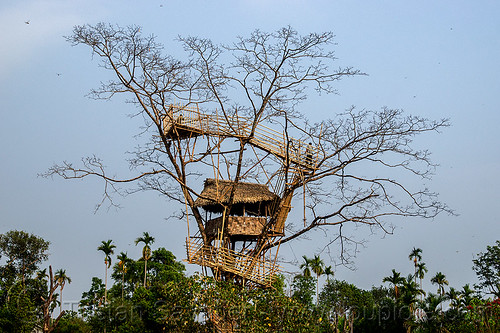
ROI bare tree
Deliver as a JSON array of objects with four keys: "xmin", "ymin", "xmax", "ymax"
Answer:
[
  {"xmin": 44, "ymin": 23, "xmax": 450, "ymax": 284},
  {"xmin": 40, "ymin": 266, "xmax": 64, "ymax": 333}
]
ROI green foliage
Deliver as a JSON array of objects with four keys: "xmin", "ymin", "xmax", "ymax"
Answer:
[
  {"xmin": 318, "ymin": 279, "xmax": 373, "ymax": 332},
  {"xmin": 196, "ymin": 277, "xmax": 319, "ymax": 332},
  {"xmin": 82, "ymin": 246, "xmax": 194, "ymax": 332},
  {"xmin": 54, "ymin": 269, "xmax": 72, "ymax": 288},
  {"xmin": 148, "ymin": 247, "xmax": 185, "ymax": 282},
  {"xmin": 324, "ymin": 265, "xmax": 334, "ymax": 281},
  {"xmin": 450, "ymin": 298, "xmax": 500, "ymax": 333},
  {"xmin": 430, "ymin": 271, "xmax": 449, "ymax": 296},
  {"xmin": 79, "ymin": 277, "xmax": 105, "ymax": 317},
  {"xmin": 418, "ymin": 293, "xmax": 445, "ymax": 332},
  {"xmin": 0, "ymin": 281, "xmax": 39, "ymax": 332},
  {"xmin": 400, "ymin": 274, "xmax": 424, "ymax": 308},
  {"xmin": 82, "ymin": 264, "xmax": 320, "ymax": 332},
  {"xmin": 156, "ymin": 275, "xmax": 205, "ymax": 332},
  {"xmin": 111, "ymin": 256, "xmax": 142, "ymax": 295},
  {"xmin": 460, "ymin": 283, "xmax": 478, "ymax": 308},
  {"xmin": 53, "ymin": 311, "xmax": 90, "ymax": 333},
  {"xmin": 86, "ymin": 300, "xmax": 147, "ymax": 333},
  {"xmin": 3, "ymin": 232, "xmax": 500, "ymax": 333},
  {"xmin": 300, "ymin": 255, "xmax": 312, "ymax": 277},
  {"xmin": 473, "ymin": 240, "xmax": 500, "ymax": 297},
  {"xmin": 135, "ymin": 232, "xmax": 155, "ymax": 288},
  {"xmin": 291, "ymin": 274, "xmax": 316, "ymax": 308},
  {"xmin": 0, "ymin": 230, "xmax": 50, "ymax": 282},
  {"xmin": 135, "ymin": 232, "xmax": 155, "ymax": 261},
  {"xmin": 383, "ymin": 269, "xmax": 405, "ymax": 299},
  {"xmin": 0, "ymin": 230, "xmax": 54, "ymax": 332},
  {"xmin": 97, "ymin": 240, "xmax": 116, "ymax": 268},
  {"xmin": 271, "ymin": 274, "xmax": 286, "ymax": 292}
]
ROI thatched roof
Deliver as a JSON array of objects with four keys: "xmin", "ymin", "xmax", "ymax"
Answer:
[{"xmin": 194, "ymin": 179, "xmax": 278, "ymax": 215}]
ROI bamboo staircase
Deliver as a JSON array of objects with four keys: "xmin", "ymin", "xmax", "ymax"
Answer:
[{"xmin": 185, "ymin": 236, "xmax": 280, "ymax": 287}]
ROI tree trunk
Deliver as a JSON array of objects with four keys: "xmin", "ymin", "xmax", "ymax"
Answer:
[
  {"xmin": 122, "ymin": 271, "xmax": 124, "ymax": 300},
  {"xmin": 59, "ymin": 287, "xmax": 63, "ymax": 315},
  {"xmin": 144, "ymin": 259, "xmax": 147, "ymax": 288},
  {"xmin": 316, "ymin": 275, "xmax": 319, "ymax": 305},
  {"xmin": 104, "ymin": 263, "xmax": 108, "ymax": 304},
  {"xmin": 41, "ymin": 266, "xmax": 64, "ymax": 333}
]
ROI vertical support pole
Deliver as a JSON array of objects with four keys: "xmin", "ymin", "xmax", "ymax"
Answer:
[
  {"xmin": 184, "ymin": 193, "xmax": 190, "ymax": 238},
  {"xmin": 303, "ymin": 172, "xmax": 306, "ymax": 227}
]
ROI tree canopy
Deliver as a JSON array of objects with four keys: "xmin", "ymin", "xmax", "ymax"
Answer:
[
  {"xmin": 473, "ymin": 240, "xmax": 500, "ymax": 297},
  {"xmin": 0, "ymin": 230, "xmax": 50, "ymax": 283},
  {"xmin": 0, "ymin": 230, "xmax": 68, "ymax": 333},
  {"xmin": 1, "ymin": 229, "xmax": 499, "ymax": 332},
  {"xmin": 44, "ymin": 23, "xmax": 451, "ymax": 266}
]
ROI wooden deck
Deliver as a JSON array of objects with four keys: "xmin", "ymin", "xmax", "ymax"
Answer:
[
  {"xmin": 185, "ymin": 237, "xmax": 279, "ymax": 288},
  {"xmin": 163, "ymin": 104, "xmax": 319, "ymax": 169}
]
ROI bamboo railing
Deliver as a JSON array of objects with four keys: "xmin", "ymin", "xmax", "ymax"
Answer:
[
  {"xmin": 185, "ymin": 237, "xmax": 279, "ymax": 287},
  {"xmin": 163, "ymin": 104, "xmax": 319, "ymax": 169}
]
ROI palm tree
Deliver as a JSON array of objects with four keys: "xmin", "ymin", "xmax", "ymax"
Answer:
[
  {"xmin": 415, "ymin": 262, "xmax": 428, "ymax": 287},
  {"xmin": 309, "ymin": 255, "xmax": 324, "ymax": 304},
  {"xmin": 383, "ymin": 269, "xmax": 405, "ymax": 299},
  {"xmin": 415, "ymin": 262, "xmax": 428, "ymax": 301},
  {"xmin": 409, "ymin": 247, "xmax": 422, "ymax": 284},
  {"xmin": 117, "ymin": 252, "xmax": 129, "ymax": 300},
  {"xmin": 460, "ymin": 284, "xmax": 476, "ymax": 308},
  {"xmin": 97, "ymin": 239, "xmax": 116, "ymax": 304},
  {"xmin": 445, "ymin": 287, "xmax": 460, "ymax": 310},
  {"xmin": 400, "ymin": 274, "xmax": 425, "ymax": 315},
  {"xmin": 299, "ymin": 255, "xmax": 312, "ymax": 278},
  {"xmin": 54, "ymin": 269, "xmax": 72, "ymax": 315},
  {"xmin": 36, "ymin": 268, "xmax": 48, "ymax": 281},
  {"xmin": 430, "ymin": 272, "xmax": 449, "ymax": 296},
  {"xmin": 431, "ymin": 272, "xmax": 449, "ymax": 311},
  {"xmin": 420, "ymin": 293, "xmax": 444, "ymax": 330},
  {"xmin": 324, "ymin": 265, "xmax": 334, "ymax": 281},
  {"xmin": 135, "ymin": 232, "xmax": 155, "ymax": 288}
]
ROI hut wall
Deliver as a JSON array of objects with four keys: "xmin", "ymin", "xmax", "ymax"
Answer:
[{"xmin": 206, "ymin": 216, "xmax": 266, "ymax": 237}]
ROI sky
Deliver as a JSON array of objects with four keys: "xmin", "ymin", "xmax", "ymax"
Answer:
[{"xmin": 1, "ymin": 0, "xmax": 500, "ymax": 310}]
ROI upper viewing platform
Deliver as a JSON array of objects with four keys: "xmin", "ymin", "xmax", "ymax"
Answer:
[{"xmin": 162, "ymin": 104, "xmax": 320, "ymax": 170}]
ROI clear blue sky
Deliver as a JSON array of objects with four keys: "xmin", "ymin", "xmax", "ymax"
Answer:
[{"xmin": 1, "ymin": 0, "xmax": 499, "ymax": 307}]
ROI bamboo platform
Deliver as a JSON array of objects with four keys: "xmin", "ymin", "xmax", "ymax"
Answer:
[
  {"xmin": 185, "ymin": 237, "xmax": 279, "ymax": 288},
  {"xmin": 163, "ymin": 104, "xmax": 319, "ymax": 169}
]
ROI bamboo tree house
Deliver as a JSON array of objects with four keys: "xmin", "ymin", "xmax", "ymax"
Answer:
[
  {"xmin": 186, "ymin": 179, "xmax": 283, "ymax": 287},
  {"xmin": 195, "ymin": 179, "xmax": 282, "ymax": 239},
  {"xmin": 163, "ymin": 104, "xmax": 320, "ymax": 288}
]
